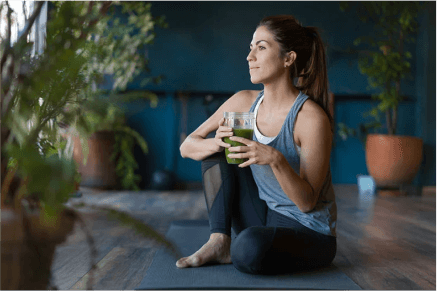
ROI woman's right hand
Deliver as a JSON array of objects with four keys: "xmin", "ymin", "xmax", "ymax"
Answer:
[{"xmin": 214, "ymin": 118, "xmax": 233, "ymax": 152}]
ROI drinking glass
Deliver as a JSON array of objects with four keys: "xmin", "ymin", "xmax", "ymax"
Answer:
[{"xmin": 223, "ymin": 112, "xmax": 255, "ymax": 164}]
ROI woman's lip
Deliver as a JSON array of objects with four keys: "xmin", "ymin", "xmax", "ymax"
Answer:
[{"xmin": 250, "ymin": 67, "xmax": 259, "ymax": 70}]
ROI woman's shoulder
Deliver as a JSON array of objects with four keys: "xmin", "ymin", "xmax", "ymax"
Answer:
[
  {"xmin": 235, "ymin": 90, "xmax": 262, "ymax": 102},
  {"xmin": 295, "ymin": 97, "xmax": 331, "ymax": 142},
  {"xmin": 300, "ymin": 96, "xmax": 328, "ymax": 122},
  {"xmin": 228, "ymin": 90, "xmax": 262, "ymax": 111},
  {"xmin": 241, "ymin": 90, "xmax": 262, "ymax": 105}
]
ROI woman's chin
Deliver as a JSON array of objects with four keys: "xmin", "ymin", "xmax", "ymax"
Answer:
[{"xmin": 250, "ymin": 77, "xmax": 262, "ymax": 84}]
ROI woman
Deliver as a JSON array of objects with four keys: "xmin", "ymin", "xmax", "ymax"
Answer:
[{"xmin": 176, "ymin": 15, "xmax": 337, "ymax": 275}]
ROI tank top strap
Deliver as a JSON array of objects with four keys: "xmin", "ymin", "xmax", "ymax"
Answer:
[
  {"xmin": 249, "ymin": 90, "xmax": 264, "ymax": 113},
  {"xmin": 286, "ymin": 92, "xmax": 310, "ymax": 135},
  {"xmin": 291, "ymin": 91, "xmax": 310, "ymax": 114}
]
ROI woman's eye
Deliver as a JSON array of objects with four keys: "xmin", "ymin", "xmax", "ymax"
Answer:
[{"xmin": 248, "ymin": 46, "xmax": 265, "ymax": 52}]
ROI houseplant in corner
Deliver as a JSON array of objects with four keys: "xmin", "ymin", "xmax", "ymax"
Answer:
[
  {"xmin": 1, "ymin": 2, "xmax": 177, "ymax": 289},
  {"xmin": 338, "ymin": 2, "xmax": 424, "ymax": 195},
  {"xmin": 61, "ymin": 94, "xmax": 157, "ymax": 191}
]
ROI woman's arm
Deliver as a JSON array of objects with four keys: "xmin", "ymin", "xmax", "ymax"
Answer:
[
  {"xmin": 288, "ymin": 111, "xmax": 332, "ymax": 212},
  {"xmin": 227, "ymin": 110, "xmax": 332, "ymax": 213},
  {"xmin": 269, "ymin": 153, "xmax": 317, "ymax": 213},
  {"xmin": 180, "ymin": 134, "xmax": 220, "ymax": 161},
  {"xmin": 227, "ymin": 138, "xmax": 316, "ymax": 213},
  {"xmin": 180, "ymin": 90, "xmax": 258, "ymax": 161}
]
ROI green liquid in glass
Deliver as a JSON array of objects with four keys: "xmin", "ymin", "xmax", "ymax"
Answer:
[{"xmin": 224, "ymin": 128, "xmax": 254, "ymax": 164}]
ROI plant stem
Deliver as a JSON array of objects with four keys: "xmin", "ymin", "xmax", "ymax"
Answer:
[
  {"xmin": 78, "ymin": 2, "xmax": 113, "ymax": 40},
  {"xmin": 392, "ymin": 107, "xmax": 397, "ymax": 135},
  {"xmin": 1, "ymin": 67, "xmax": 17, "ymax": 119},
  {"xmin": 1, "ymin": 162, "xmax": 18, "ymax": 207},
  {"xmin": 385, "ymin": 80, "xmax": 393, "ymax": 135},
  {"xmin": 386, "ymin": 109, "xmax": 393, "ymax": 135},
  {"xmin": 393, "ymin": 21, "xmax": 404, "ymax": 136},
  {"xmin": 17, "ymin": 2, "xmax": 44, "ymax": 48},
  {"xmin": 0, "ymin": 2, "xmax": 12, "ymax": 71}
]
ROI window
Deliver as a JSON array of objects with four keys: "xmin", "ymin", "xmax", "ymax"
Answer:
[
  {"xmin": 0, "ymin": 1, "xmax": 47, "ymax": 56},
  {"xmin": 1, "ymin": 2, "xmax": 49, "ymax": 139}
]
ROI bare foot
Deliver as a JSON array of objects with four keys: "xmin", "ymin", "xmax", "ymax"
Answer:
[{"xmin": 176, "ymin": 233, "xmax": 232, "ymax": 268}]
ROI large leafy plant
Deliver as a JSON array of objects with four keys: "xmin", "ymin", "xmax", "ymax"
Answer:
[
  {"xmin": 337, "ymin": 2, "xmax": 423, "ymax": 147},
  {"xmin": 1, "ymin": 1, "xmax": 177, "ymax": 289},
  {"xmin": 66, "ymin": 99, "xmax": 153, "ymax": 191}
]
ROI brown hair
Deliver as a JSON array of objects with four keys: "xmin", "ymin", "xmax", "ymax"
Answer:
[{"xmin": 257, "ymin": 15, "xmax": 334, "ymax": 134}]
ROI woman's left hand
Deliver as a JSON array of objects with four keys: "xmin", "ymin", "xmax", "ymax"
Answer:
[{"xmin": 227, "ymin": 136, "xmax": 283, "ymax": 168}]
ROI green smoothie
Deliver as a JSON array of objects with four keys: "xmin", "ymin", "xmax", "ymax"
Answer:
[{"xmin": 224, "ymin": 128, "xmax": 254, "ymax": 164}]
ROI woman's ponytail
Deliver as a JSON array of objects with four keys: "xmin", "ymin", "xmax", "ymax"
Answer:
[{"xmin": 296, "ymin": 26, "xmax": 334, "ymax": 134}]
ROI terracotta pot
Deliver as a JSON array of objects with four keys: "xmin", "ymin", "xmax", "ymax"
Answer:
[
  {"xmin": 72, "ymin": 130, "xmax": 119, "ymax": 189},
  {"xmin": 1, "ymin": 207, "xmax": 77, "ymax": 290},
  {"xmin": 365, "ymin": 134, "xmax": 423, "ymax": 188}
]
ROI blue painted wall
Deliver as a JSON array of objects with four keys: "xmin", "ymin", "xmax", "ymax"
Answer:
[
  {"xmin": 415, "ymin": 2, "xmax": 436, "ymax": 187},
  {"xmin": 119, "ymin": 1, "xmax": 435, "ymax": 188}
]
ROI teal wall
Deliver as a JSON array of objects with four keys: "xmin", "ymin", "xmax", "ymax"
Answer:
[
  {"xmin": 116, "ymin": 2, "xmax": 435, "ymax": 188},
  {"xmin": 415, "ymin": 2, "xmax": 436, "ymax": 187}
]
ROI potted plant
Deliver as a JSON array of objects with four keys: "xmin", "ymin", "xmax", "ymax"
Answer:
[
  {"xmin": 61, "ymin": 94, "xmax": 157, "ymax": 191},
  {"xmin": 1, "ymin": 2, "xmax": 178, "ymax": 289},
  {"xmin": 338, "ymin": 2, "xmax": 424, "ymax": 193}
]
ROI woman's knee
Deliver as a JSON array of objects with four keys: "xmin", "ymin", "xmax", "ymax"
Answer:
[{"xmin": 230, "ymin": 226, "xmax": 275, "ymax": 274}]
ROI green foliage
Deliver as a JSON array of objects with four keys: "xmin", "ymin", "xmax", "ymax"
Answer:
[
  {"xmin": 61, "ymin": 90, "xmax": 157, "ymax": 190},
  {"xmin": 112, "ymin": 126, "xmax": 145, "ymax": 191},
  {"xmin": 338, "ymin": 121, "xmax": 383, "ymax": 150},
  {"xmin": 1, "ymin": 3, "xmax": 176, "ymax": 287},
  {"xmin": 5, "ymin": 142, "xmax": 76, "ymax": 216},
  {"xmin": 3, "ymin": 1, "xmax": 165, "ymax": 194},
  {"xmin": 338, "ymin": 2, "xmax": 423, "ymax": 143}
]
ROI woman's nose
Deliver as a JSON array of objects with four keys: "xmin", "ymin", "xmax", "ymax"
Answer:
[{"xmin": 246, "ymin": 51, "xmax": 254, "ymax": 62}]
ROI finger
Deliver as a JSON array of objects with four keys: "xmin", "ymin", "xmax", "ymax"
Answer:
[
  {"xmin": 238, "ymin": 159, "xmax": 253, "ymax": 168},
  {"xmin": 218, "ymin": 118, "xmax": 232, "ymax": 130},
  {"xmin": 220, "ymin": 141, "xmax": 231, "ymax": 148},
  {"xmin": 218, "ymin": 125, "xmax": 233, "ymax": 132},
  {"xmin": 215, "ymin": 137, "xmax": 231, "ymax": 147},
  {"xmin": 228, "ymin": 145, "xmax": 249, "ymax": 152},
  {"xmin": 228, "ymin": 152, "xmax": 249, "ymax": 159},
  {"xmin": 219, "ymin": 131, "xmax": 233, "ymax": 138},
  {"xmin": 229, "ymin": 136, "xmax": 250, "ymax": 145},
  {"xmin": 215, "ymin": 134, "xmax": 232, "ymax": 147}
]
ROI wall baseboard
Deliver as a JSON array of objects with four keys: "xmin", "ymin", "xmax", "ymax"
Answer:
[{"xmin": 174, "ymin": 181, "xmax": 203, "ymax": 191}]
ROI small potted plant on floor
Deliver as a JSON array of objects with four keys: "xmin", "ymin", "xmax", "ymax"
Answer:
[
  {"xmin": 60, "ymin": 95, "xmax": 157, "ymax": 191},
  {"xmin": 338, "ymin": 2, "xmax": 424, "ymax": 195},
  {"xmin": 1, "ymin": 2, "xmax": 177, "ymax": 289}
]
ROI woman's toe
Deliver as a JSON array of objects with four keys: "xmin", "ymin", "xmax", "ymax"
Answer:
[{"xmin": 176, "ymin": 257, "xmax": 189, "ymax": 268}]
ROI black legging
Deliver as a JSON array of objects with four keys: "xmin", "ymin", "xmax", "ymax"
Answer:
[{"xmin": 201, "ymin": 151, "xmax": 336, "ymax": 275}]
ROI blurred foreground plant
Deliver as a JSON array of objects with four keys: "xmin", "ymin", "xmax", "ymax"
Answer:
[{"xmin": 1, "ymin": 2, "xmax": 177, "ymax": 289}]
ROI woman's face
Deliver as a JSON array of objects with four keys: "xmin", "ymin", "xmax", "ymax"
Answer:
[{"xmin": 247, "ymin": 26, "xmax": 288, "ymax": 84}]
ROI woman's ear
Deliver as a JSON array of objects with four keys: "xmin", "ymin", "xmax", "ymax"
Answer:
[{"xmin": 285, "ymin": 51, "xmax": 297, "ymax": 67}]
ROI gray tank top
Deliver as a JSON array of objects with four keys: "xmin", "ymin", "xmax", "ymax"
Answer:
[{"xmin": 249, "ymin": 90, "xmax": 337, "ymax": 237}]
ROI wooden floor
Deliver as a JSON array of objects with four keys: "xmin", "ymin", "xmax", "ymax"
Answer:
[{"xmin": 51, "ymin": 185, "xmax": 436, "ymax": 290}]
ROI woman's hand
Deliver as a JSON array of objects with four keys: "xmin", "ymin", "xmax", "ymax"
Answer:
[
  {"xmin": 214, "ymin": 118, "xmax": 233, "ymax": 152},
  {"xmin": 227, "ymin": 136, "xmax": 283, "ymax": 168}
]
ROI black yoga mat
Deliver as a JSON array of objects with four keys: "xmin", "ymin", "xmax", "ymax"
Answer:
[{"xmin": 136, "ymin": 220, "xmax": 361, "ymax": 290}]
